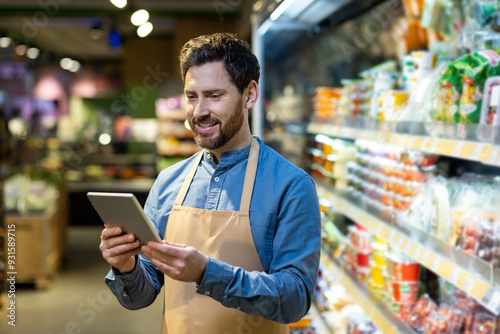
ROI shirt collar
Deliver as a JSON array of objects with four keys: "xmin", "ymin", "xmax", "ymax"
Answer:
[{"xmin": 202, "ymin": 137, "xmax": 259, "ymax": 168}]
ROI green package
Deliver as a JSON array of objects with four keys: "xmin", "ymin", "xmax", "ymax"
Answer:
[{"xmin": 437, "ymin": 50, "xmax": 500, "ymax": 123}]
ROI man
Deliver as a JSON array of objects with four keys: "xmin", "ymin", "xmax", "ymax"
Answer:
[{"xmin": 100, "ymin": 32, "xmax": 321, "ymax": 333}]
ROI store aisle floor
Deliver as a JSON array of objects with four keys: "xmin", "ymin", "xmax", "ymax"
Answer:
[{"xmin": 0, "ymin": 226, "xmax": 163, "ymax": 334}]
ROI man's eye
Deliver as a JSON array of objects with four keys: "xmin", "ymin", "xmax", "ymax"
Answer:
[{"xmin": 211, "ymin": 94, "xmax": 221, "ymax": 99}]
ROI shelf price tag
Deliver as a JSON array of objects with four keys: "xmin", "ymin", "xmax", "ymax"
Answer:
[
  {"xmin": 459, "ymin": 142, "xmax": 478, "ymax": 159},
  {"xmin": 385, "ymin": 134, "xmax": 393, "ymax": 145},
  {"xmin": 431, "ymin": 257, "xmax": 441, "ymax": 272},
  {"xmin": 392, "ymin": 135, "xmax": 402, "ymax": 146},
  {"xmin": 455, "ymin": 272, "xmax": 472, "ymax": 291},
  {"xmin": 453, "ymin": 141, "xmax": 465, "ymax": 157},
  {"xmin": 409, "ymin": 136, "xmax": 419, "ymax": 150},
  {"xmin": 449, "ymin": 268, "xmax": 460, "ymax": 285},
  {"xmin": 425, "ymin": 252, "xmax": 437, "ymax": 269},
  {"xmin": 472, "ymin": 144, "xmax": 485, "ymax": 161},
  {"xmin": 436, "ymin": 139, "xmax": 456, "ymax": 156},
  {"xmin": 486, "ymin": 146, "xmax": 500, "ymax": 165},
  {"xmin": 403, "ymin": 135, "xmax": 413, "ymax": 148},
  {"xmin": 419, "ymin": 249, "xmax": 429, "ymax": 264},
  {"xmin": 486, "ymin": 290, "xmax": 500, "ymax": 314},
  {"xmin": 399, "ymin": 236, "xmax": 409, "ymax": 251},
  {"xmin": 465, "ymin": 277, "xmax": 475, "ymax": 294},
  {"xmin": 478, "ymin": 145, "xmax": 493, "ymax": 162},
  {"xmin": 412, "ymin": 245, "xmax": 422, "ymax": 260}
]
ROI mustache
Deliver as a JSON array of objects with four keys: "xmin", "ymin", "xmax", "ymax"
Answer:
[{"xmin": 190, "ymin": 115, "xmax": 219, "ymax": 124}]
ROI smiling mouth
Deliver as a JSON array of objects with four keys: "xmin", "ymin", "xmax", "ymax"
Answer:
[{"xmin": 198, "ymin": 122, "xmax": 217, "ymax": 128}]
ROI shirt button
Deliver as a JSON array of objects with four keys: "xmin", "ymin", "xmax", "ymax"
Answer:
[
  {"xmin": 204, "ymin": 291, "xmax": 211, "ymax": 296},
  {"xmin": 214, "ymin": 177, "xmax": 220, "ymax": 182},
  {"xmin": 122, "ymin": 292, "xmax": 128, "ymax": 297},
  {"xmin": 207, "ymin": 153, "xmax": 211, "ymax": 160}
]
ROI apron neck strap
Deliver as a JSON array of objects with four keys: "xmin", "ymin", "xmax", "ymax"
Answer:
[
  {"xmin": 173, "ymin": 152, "xmax": 203, "ymax": 206},
  {"xmin": 173, "ymin": 137, "xmax": 260, "ymax": 210},
  {"xmin": 239, "ymin": 137, "xmax": 259, "ymax": 211}
]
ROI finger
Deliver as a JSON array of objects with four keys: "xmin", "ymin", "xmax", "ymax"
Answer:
[
  {"xmin": 104, "ymin": 240, "xmax": 141, "ymax": 257},
  {"xmin": 162, "ymin": 240, "xmax": 186, "ymax": 248},
  {"xmin": 147, "ymin": 256, "xmax": 181, "ymax": 278},
  {"xmin": 147, "ymin": 241, "xmax": 183, "ymax": 258},
  {"xmin": 105, "ymin": 233, "xmax": 137, "ymax": 249},
  {"xmin": 101, "ymin": 227, "xmax": 123, "ymax": 239}
]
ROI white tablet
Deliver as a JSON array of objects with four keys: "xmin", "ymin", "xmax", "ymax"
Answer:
[{"xmin": 87, "ymin": 192, "xmax": 161, "ymax": 244}]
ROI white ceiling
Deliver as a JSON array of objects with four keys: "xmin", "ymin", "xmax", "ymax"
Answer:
[{"xmin": 0, "ymin": 0, "xmax": 248, "ymax": 62}]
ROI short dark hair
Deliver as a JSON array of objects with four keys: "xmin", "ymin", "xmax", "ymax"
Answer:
[{"xmin": 179, "ymin": 33, "xmax": 260, "ymax": 94}]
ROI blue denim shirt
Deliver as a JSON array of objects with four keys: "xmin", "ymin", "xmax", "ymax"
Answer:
[{"xmin": 105, "ymin": 137, "xmax": 321, "ymax": 324}]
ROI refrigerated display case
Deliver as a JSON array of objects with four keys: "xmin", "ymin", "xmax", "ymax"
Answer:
[{"xmin": 255, "ymin": 0, "xmax": 500, "ymax": 332}]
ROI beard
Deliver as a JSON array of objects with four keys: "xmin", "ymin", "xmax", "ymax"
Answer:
[{"xmin": 188, "ymin": 96, "xmax": 245, "ymax": 150}]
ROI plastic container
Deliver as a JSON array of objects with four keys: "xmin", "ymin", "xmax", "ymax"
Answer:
[
  {"xmin": 392, "ymin": 282, "xmax": 419, "ymax": 303},
  {"xmin": 373, "ymin": 246, "xmax": 387, "ymax": 267},
  {"xmin": 370, "ymin": 265, "xmax": 385, "ymax": 286},
  {"xmin": 406, "ymin": 294, "xmax": 438, "ymax": 331},
  {"xmin": 391, "ymin": 301, "xmax": 414, "ymax": 323},
  {"xmin": 357, "ymin": 249, "xmax": 371, "ymax": 267},
  {"xmin": 393, "ymin": 259, "xmax": 420, "ymax": 282},
  {"xmin": 357, "ymin": 266, "xmax": 371, "ymax": 284},
  {"xmin": 368, "ymin": 281, "xmax": 384, "ymax": 299}
]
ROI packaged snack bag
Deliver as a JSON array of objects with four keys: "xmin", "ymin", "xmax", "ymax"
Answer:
[{"xmin": 437, "ymin": 50, "xmax": 500, "ymax": 123}]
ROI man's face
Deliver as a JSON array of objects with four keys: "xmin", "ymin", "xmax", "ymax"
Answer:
[{"xmin": 184, "ymin": 61, "xmax": 246, "ymax": 151}]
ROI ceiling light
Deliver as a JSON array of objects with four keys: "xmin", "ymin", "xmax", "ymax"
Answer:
[
  {"xmin": 26, "ymin": 47, "xmax": 40, "ymax": 59},
  {"xmin": 0, "ymin": 37, "xmax": 11, "ymax": 48},
  {"xmin": 60, "ymin": 57, "xmax": 73, "ymax": 70},
  {"xmin": 131, "ymin": 9, "xmax": 149, "ymax": 26},
  {"xmin": 137, "ymin": 22, "xmax": 153, "ymax": 37},
  {"xmin": 253, "ymin": 0, "xmax": 263, "ymax": 12},
  {"xmin": 110, "ymin": 0, "xmax": 127, "ymax": 8},
  {"xmin": 69, "ymin": 60, "xmax": 81, "ymax": 73},
  {"xmin": 15, "ymin": 44, "xmax": 27, "ymax": 56}
]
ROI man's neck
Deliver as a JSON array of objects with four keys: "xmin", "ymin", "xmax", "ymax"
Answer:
[{"xmin": 209, "ymin": 133, "xmax": 253, "ymax": 164}]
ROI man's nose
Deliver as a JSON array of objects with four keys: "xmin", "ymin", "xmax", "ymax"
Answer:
[{"xmin": 193, "ymin": 98, "xmax": 209, "ymax": 118}]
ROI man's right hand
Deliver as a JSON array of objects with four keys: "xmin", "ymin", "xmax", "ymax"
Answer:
[{"xmin": 100, "ymin": 226, "xmax": 141, "ymax": 274}]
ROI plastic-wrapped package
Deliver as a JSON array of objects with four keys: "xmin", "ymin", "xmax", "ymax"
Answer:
[
  {"xmin": 422, "ymin": 303, "xmax": 465, "ymax": 334},
  {"xmin": 407, "ymin": 294, "xmax": 438, "ymax": 331},
  {"xmin": 401, "ymin": 60, "xmax": 450, "ymax": 122},
  {"xmin": 437, "ymin": 50, "xmax": 500, "ymax": 124}
]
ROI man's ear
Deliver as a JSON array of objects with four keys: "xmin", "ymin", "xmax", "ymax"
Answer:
[{"xmin": 244, "ymin": 80, "xmax": 259, "ymax": 109}]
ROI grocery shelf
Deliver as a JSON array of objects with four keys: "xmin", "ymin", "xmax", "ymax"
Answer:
[
  {"xmin": 307, "ymin": 117, "xmax": 500, "ymax": 166},
  {"xmin": 68, "ymin": 178, "xmax": 155, "ymax": 192},
  {"xmin": 309, "ymin": 301, "xmax": 335, "ymax": 334},
  {"xmin": 315, "ymin": 177, "xmax": 500, "ymax": 316},
  {"xmin": 320, "ymin": 248, "xmax": 416, "ymax": 334}
]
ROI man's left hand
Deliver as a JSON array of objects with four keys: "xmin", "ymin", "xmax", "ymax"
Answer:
[{"xmin": 142, "ymin": 241, "xmax": 208, "ymax": 284}]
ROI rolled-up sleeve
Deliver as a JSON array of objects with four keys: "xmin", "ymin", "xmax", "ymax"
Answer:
[{"xmin": 105, "ymin": 254, "xmax": 164, "ymax": 310}]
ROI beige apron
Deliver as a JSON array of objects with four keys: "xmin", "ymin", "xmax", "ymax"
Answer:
[{"xmin": 160, "ymin": 138, "xmax": 289, "ymax": 334}]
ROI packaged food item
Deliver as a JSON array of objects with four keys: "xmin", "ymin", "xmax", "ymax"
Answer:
[
  {"xmin": 423, "ymin": 304, "xmax": 465, "ymax": 334},
  {"xmin": 436, "ymin": 50, "xmax": 500, "ymax": 124},
  {"xmin": 377, "ymin": 90, "xmax": 409, "ymax": 120},
  {"xmin": 479, "ymin": 76, "xmax": 500, "ymax": 125},
  {"xmin": 470, "ymin": 311, "xmax": 498, "ymax": 334},
  {"xmin": 357, "ymin": 248, "xmax": 372, "ymax": 268},
  {"xmin": 392, "ymin": 301, "xmax": 414, "ymax": 323},
  {"xmin": 393, "ymin": 258, "xmax": 420, "ymax": 282},
  {"xmin": 392, "ymin": 281, "xmax": 420, "ymax": 303},
  {"xmin": 370, "ymin": 264, "xmax": 385, "ymax": 286},
  {"xmin": 407, "ymin": 294, "xmax": 438, "ymax": 331}
]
